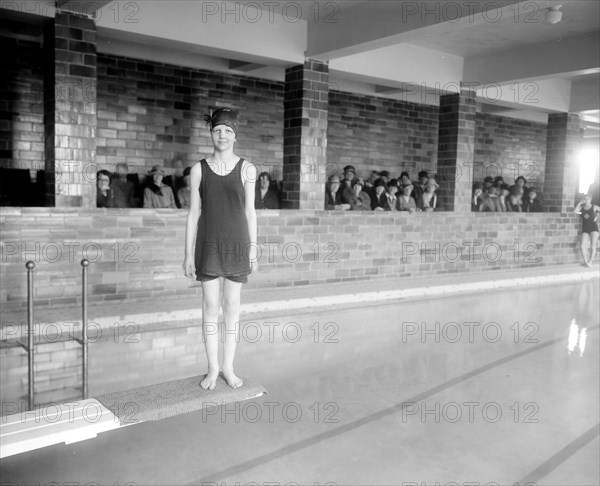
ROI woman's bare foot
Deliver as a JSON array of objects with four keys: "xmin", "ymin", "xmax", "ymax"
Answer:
[
  {"xmin": 200, "ymin": 367, "xmax": 220, "ymax": 390},
  {"xmin": 222, "ymin": 367, "xmax": 243, "ymax": 388}
]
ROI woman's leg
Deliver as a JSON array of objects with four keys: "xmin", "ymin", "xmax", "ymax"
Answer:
[
  {"xmin": 221, "ymin": 278, "xmax": 244, "ymax": 388},
  {"xmin": 580, "ymin": 233, "xmax": 590, "ymax": 265},
  {"xmin": 589, "ymin": 231, "xmax": 599, "ymax": 266},
  {"xmin": 200, "ymin": 278, "xmax": 221, "ymax": 390}
]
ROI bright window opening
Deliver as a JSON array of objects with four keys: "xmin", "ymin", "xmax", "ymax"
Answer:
[{"xmin": 579, "ymin": 148, "xmax": 599, "ymax": 194}]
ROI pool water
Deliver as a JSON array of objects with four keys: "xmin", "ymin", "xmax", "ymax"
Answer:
[{"xmin": 1, "ymin": 279, "xmax": 598, "ymax": 485}]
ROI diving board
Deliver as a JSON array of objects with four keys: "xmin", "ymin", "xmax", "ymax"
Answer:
[{"xmin": 0, "ymin": 374, "xmax": 267, "ymax": 458}]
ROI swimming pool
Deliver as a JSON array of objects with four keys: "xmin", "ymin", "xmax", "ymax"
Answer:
[{"xmin": 1, "ymin": 279, "xmax": 598, "ymax": 485}]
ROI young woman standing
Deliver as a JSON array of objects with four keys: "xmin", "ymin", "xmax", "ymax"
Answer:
[{"xmin": 183, "ymin": 108, "xmax": 258, "ymax": 389}]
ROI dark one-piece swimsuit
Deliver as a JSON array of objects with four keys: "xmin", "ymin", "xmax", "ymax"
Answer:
[{"xmin": 195, "ymin": 158, "xmax": 251, "ymax": 283}]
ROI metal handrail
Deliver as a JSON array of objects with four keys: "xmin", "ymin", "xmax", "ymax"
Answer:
[
  {"xmin": 22, "ymin": 260, "xmax": 90, "ymax": 410},
  {"xmin": 25, "ymin": 261, "xmax": 35, "ymax": 411}
]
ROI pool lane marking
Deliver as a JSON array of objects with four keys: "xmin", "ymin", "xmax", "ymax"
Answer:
[
  {"xmin": 517, "ymin": 422, "xmax": 599, "ymax": 484},
  {"xmin": 195, "ymin": 325, "xmax": 599, "ymax": 483}
]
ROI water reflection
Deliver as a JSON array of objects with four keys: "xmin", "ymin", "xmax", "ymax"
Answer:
[
  {"xmin": 567, "ymin": 279, "xmax": 598, "ymax": 357},
  {"xmin": 567, "ymin": 318, "xmax": 588, "ymax": 357}
]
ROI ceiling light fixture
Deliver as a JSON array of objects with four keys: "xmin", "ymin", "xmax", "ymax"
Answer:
[{"xmin": 545, "ymin": 5, "xmax": 563, "ymax": 24}]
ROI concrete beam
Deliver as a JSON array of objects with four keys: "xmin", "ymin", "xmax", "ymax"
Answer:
[
  {"xmin": 464, "ymin": 31, "xmax": 600, "ymax": 84},
  {"xmin": 57, "ymin": 0, "xmax": 112, "ymax": 15},
  {"xmin": 307, "ymin": 0, "xmax": 526, "ymax": 60}
]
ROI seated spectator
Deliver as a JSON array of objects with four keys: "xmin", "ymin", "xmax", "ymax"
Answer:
[
  {"xmin": 371, "ymin": 178, "xmax": 387, "ymax": 211},
  {"xmin": 523, "ymin": 187, "xmax": 543, "ymax": 212},
  {"xmin": 111, "ymin": 163, "xmax": 137, "ymax": 208},
  {"xmin": 506, "ymin": 185, "xmax": 523, "ymax": 212},
  {"xmin": 399, "ymin": 171, "xmax": 411, "ymax": 186},
  {"xmin": 143, "ymin": 165, "xmax": 177, "ymax": 208},
  {"xmin": 325, "ymin": 175, "xmax": 349, "ymax": 210},
  {"xmin": 255, "ymin": 171, "xmax": 279, "ymax": 209},
  {"xmin": 366, "ymin": 171, "xmax": 379, "ymax": 188},
  {"xmin": 494, "ymin": 176, "xmax": 505, "ymax": 186},
  {"xmin": 384, "ymin": 179, "xmax": 401, "ymax": 211},
  {"xmin": 421, "ymin": 181, "xmax": 438, "ymax": 211},
  {"xmin": 497, "ymin": 183, "xmax": 510, "ymax": 212},
  {"xmin": 511, "ymin": 176, "xmax": 529, "ymax": 198},
  {"xmin": 399, "ymin": 170, "xmax": 422, "ymax": 205},
  {"xmin": 379, "ymin": 170, "xmax": 390, "ymax": 184},
  {"xmin": 398, "ymin": 182, "xmax": 417, "ymax": 212},
  {"xmin": 479, "ymin": 185, "xmax": 502, "ymax": 212},
  {"xmin": 483, "ymin": 176, "xmax": 495, "ymax": 191},
  {"xmin": 341, "ymin": 165, "xmax": 357, "ymax": 186},
  {"xmin": 364, "ymin": 170, "xmax": 379, "ymax": 200},
  {"xmin": 350, "ymin": 178, "xmax": 371, "ymax": 211},
  {"xmin": 96, "ymin": 170, "xmax": 113, "ymax": 208},
  {"xmin": 472, "ymin": 182, "xmax": 484, "ymax": 211},
  {"xmin": 177, "ymin": 166, "xmax": 193, "ymax": 209}
]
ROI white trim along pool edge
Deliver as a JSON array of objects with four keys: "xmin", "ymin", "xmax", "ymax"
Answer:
[{"xmin": 93, "ymin": 270, "xmax": 599, "ymax": 329}]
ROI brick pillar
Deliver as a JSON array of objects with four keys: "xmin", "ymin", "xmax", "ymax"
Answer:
[
  {"xmin": 44, "ymin": 12, "xmax": 97, "ymax": 207},
  {"xmin": 543, "ymin": 113, "xmax": 582, "ymax": 213},
  {"xmin": 436, "ymin": 89, "xmax": 476, "ymax": 212},
  {"xmin": 281, "ymin": 60, "xmax": 329, "ymax": 209}
]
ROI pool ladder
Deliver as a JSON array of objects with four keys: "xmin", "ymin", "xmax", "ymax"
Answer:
[{"xmin": 19, "ymin": 259, "xmax": 90, "ymax": 410}]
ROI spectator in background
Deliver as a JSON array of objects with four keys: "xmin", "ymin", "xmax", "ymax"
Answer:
[
  {"xmin": 379, "ymin": 170, "xmax": 390, "ymax": 184},
  {"xmin": 472, "ymin": 182, "xmax": 484, "ymax": 211},
  {"xmin": 325, "ymin": 175, "xmax": 349, "ymax": 210},
  {"xmin": 523, "ymin": 187, "xmax": 543, "ymax": 212},
  {"xmin": 398, "ymin": 182, "xmax": 417, "ymax": 212},
  {"xmin": 421, "ymin": 181, "xmax": 438, "ymax": 211},
  {"xmin": 512, "ymin": 176, "xmax": 529, "ymax": 198},
  {"xmin": 111, "ymin": 163, "xmax": 137, "ymax": 208},
  {"xmin": 506, "ymin": 185, "xmax": 523, "ymax": 212},
  {"xmin": 365, "ymin": 170, "xmax": 379, "ymax": 200},
  {"xmin": 144, "ymin": 165, "xmax": 177, "ymax": 208},
  {"xmin": 399, "ymin": 171, "xmax": 411, "ymax": 187},
  {"xmin": 413, "ymin": 170, "xmax": 429, "ymax": 210},
  {"xmin": 384, "ymin": 179, "xmax": 400, "ymax": 211},
  {"xmin": 351, "ymin": 178, "xmax": 371, "ymax": 211},
  {"xmin": 498, "ymin": 183, "xmax": 510, "ymax": 212},
  {"xmin": 483, "ymin": 176, "xmax": 494, "ymax": 191},
  {"xmin": 255, "ymin": 171, "xmax": 279, "ymax": 209},
  {"xmin": 342, "ymin": 165, "xmax": 357, "ymax": 186},
  {"xmin": 96, "ymin": 170, "xmax": 113, "ymax": 208},
  {"xmin": 479, "ymin": 185, "xmax": 502, "ymax": 212},
  {"xmin": 494, "ymin": 176, "xmax": 505, "ymax": 186},
  {"xmin": 371, "ymin": 178, "xmax": 387, "ymax": 211},
  {"xmin": 178, "ymin": 166, "xmax": 193, "ymax": 209}
]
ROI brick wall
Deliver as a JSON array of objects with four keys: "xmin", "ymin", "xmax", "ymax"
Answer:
[
  {"xmin": 2, "ymin": 38, "xmax": 553, "ymax": 193},
  {"xmin": 327, "ymin": 91, "xmax": 439, "ymax": 180},
  {"xmin": 96, "ymin": 54, "xmax": 285, "ymax": 181},
  {"xmin": 0, "ymin": 208, "xmax": 582, "ymax": 312},
  {"xmin": 0, "ymin": 37, "xmax": 45, "ymax": 171},
  {"xmin": 475, "ymin": 113, "xmax": 547, "ymax": 188}
]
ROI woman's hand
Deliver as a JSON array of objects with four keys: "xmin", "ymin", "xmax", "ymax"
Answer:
[
  {"xmin": 248, "ymin": 245, "xmax": 259, "ymax": 273},
  {"xmin": 182, "ymin": 255, "xmax": 196, "ymax": 279}
]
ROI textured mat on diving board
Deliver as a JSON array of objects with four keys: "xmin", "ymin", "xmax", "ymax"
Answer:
[{"xmin": 95, "ymin": 374, "xmax": 267, "ymax": 423}]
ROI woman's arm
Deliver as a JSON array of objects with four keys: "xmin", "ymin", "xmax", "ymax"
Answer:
[
  {"xmin": 143, "ymin": 188, "xmax": 152, "ymax": 208},
  {"xmin": 243, "ymin": 161, "xmax": 258, "ymax": 271},
  {"xmin": 183, "ymin": 164, "xmax": 202, "ymax": 278}
]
